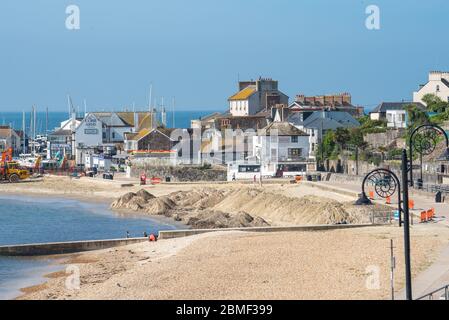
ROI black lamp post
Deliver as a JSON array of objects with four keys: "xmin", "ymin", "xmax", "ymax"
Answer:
[
  {"xmin": 409, "ymin": 124, "xmax": 449, "ymax": 188},
  {"xmin": 355, "ymin": 149, "xmax": 412, "ymax": 300}
]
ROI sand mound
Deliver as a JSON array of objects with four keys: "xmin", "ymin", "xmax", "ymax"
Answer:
[
  {"xmin": 144, "ymin": 196, "xmax": 176, "ymax": 216},
  {"xmin": 111, "ymin": 187, "xmax": 388, "ymax": 229},
  {"xmin": 187, "ymin": 210, "xmax": 269, "ymax": 229},
  {"xmin": 136, "ymin": 189, "xmax": 155, "ymax": 201}
]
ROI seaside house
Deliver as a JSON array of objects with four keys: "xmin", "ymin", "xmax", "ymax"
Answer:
[
  {"xmin": 369, "ymin": 102, "xmax": 426, "ymax": 128},
  {"xmin": 413, "ymin": 71, "xmax": 449, "ymax": 105},
  {"xmin": 124, "ymin": 127, "xmax": 195, "ymax": 166},
  {"xmin": 288, "ymin": 110, "xmax": 359, "ymax": 159},
  {"xmin": 289, "ymin": 93, "xmax": 364, "ymax": 117},
  {"xmin": 228, "ymin": 77, "xmax": 289, "ymax": 116},
  {"xmin": 65, "ymin": 111, "xmax": 155, "ymax": 166},
  {"xmin": 250, "ymin": 121, "xmax": 311, "ymax": 177},
  {"xmin": 0, "ymin": 126, "xmax": 21, "ymax": 155}
]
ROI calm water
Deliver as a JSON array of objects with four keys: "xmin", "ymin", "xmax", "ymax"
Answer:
[
  {"xmin": 0, "ymin": 195, "xmax": 181, "ymax": 300},
  {"xmin": 0, "ymin": 110, "xmax": 218, "ymax": 134}
]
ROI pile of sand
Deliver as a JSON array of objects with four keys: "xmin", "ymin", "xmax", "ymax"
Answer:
[{"xmin": 111, "ymin": 187, "xmax": 389, "ymax": 228}]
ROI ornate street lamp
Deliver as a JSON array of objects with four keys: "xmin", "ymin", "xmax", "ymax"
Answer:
[
  {"xmin": 409, "ymin": 124, "xmax": 449, "ymax": 188},
  {"xmin": 355, "ymin": 150, "xmax": 412, "ymax": 300}
]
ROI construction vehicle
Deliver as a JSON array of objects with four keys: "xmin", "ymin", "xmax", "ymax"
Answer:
[{"xmin": 0, "ymin": 148, "xmax": 30, "ymax": 183}]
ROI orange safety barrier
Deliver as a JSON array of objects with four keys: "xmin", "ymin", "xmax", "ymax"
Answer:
[
  {"xmin": 369, "ymin": 191, "xmax": 375, "ymax": 200},
  {"xmin": 150, "ymin": 177, "xmax": 162, "ymax": 185},
  {"xmin": 420, "ymin": 211, "xmax": 427, "ymax": 223},
  {"xmin": 420, "ymin": 208, "xmax": 436, "ymax": 223},
  {"xmin": 408, "ymin": 199, "xmax": 415, "ymax": 210}
]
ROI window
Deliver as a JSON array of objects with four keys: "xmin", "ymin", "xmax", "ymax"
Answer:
[
  {"xmin": 291, "ymin": 136, "xmax": 298, "ymax": 143},
  {"xmin": 288, "ymin": 148, "xmax": 302, "ymax": 157},
  {"xmin": 312, "ymin": 143, "xmax": 315, "ymax": 151},
  {"xmin": 112, "ymin": 132, "xmax": 116, "ymax": 139},
  {"xmin": 102, "ymin": 132, "xmax": 106, "ymax": 139},
  {"xmin": 238, "ymin": 165, "xmax": 260, "ymax": 173}
]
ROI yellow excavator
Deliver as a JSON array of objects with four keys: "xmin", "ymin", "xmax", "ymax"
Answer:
[{"xmin": 0, "ymin": 148, "xmax": 30, "ymax": 183}]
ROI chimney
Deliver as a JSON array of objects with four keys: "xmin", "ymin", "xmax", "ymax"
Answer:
[
  {"xmin": 134, "ymin": 112, "xmax": 139, "ymax": 132},
  {"xmin": 295, "ymin": 94, "xmax": 305, "ymax": 104},
  {"xmin": 342, "ymin": 93, "xmax": 351, "ymax": 105}
]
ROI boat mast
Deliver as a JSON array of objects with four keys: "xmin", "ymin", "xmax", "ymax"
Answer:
[
  {"xmin": 22, "ymin": 111, "xmax": 26, "ymax": 154},
  {"xmin": 45, "ymin": 106, "xmax": 49, "ymax": 135},
  {"xmin": 149, "ymin": 83, "xmax": 153, "ymax": 113},
  {"xmin": 172, "ymin": 96, "xmax": 176, "ymax": 128}
]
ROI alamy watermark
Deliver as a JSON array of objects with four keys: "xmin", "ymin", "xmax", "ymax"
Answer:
[
  {"xmin": 66, "ymin": 5, "xmax": 80, "ymax": 30},
  {"xmin": 365, "ymin": 265, "xmax": 381, "ymax": 290},
  {"xmin": 365, "ymin": 5, "xmax": 380, "ymax": 30},
  {"xmin": 65, "ymin": 265, "xmax": 81, "ymax": 290}
]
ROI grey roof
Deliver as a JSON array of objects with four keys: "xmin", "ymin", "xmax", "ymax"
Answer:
[
  {"xmin": 259, "ymin": 121, "xmax": 309, "ymax": 136},
  {"xmin": 288, "ymin": 111, "xmax": 359, "ymax": 129},
  {"xmin": 305, "ymin": 117, "xmax": 351, "ymax": 131},
  {"xmin": 372, "ymin": 102, "xmax": 426, "ymax": 113},
  {"xmin": 49, "ymin": 129, "xmax": 71, "ymax": 136}
]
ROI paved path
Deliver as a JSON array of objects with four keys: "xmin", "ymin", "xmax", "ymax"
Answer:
[{"xmin": 313, "ymin": 180, "xmax": 449, "ymax": 299}]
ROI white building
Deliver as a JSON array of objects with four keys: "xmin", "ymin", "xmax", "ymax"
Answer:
[
  {"xmin": 386, "ymin": 110, "xmax": 407, "ymax": 128},
  {"xmin": 251, "ymin": 121, "xmax": 311, "ymax": 177},
  {"xmin": 414, "ymin": 71, "xmax": 449, "ymax": 105},
  {"xmin": 369, "ymin": 102, "xmax": 425, "ymax": 128},
  {"xmin": 72, "ymin": 112, "xmax": 154, "ymax": 165},
  {"xmin": 228, "ymin": 78, "xmax": 289, "ymax": 117}
]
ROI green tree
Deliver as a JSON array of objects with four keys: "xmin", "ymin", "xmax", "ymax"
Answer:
[
  {"xmin": 334, "ymin": 128, "xmax": 351, "ymax": 149},
  {"xmin": 316, "ymin": 130, "xmax": 336, "ymax": 161},
  {"xmin": 422, "ymin": 94, "xmax": 448, "ymax": 113},
  {"xmin": 405, "ymin": 104, "xmax": 429, "ymax": 127}
]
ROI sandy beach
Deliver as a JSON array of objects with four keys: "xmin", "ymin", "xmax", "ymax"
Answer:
[
  {"xmin": 2, "ymin": 174, "xmax": 449, "ymax": 300},
  {"xmin": 16, "ymin": 225, "xmax": 449, "ymax": 300}
]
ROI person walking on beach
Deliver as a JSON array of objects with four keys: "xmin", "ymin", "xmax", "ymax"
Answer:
[
  {"xmin": 259, "ymin": 173, "xmax": 263, "ymax": 187},
  {"xmin": 126, "ymin": 231, "xmax": 130, "ymax": 238}
]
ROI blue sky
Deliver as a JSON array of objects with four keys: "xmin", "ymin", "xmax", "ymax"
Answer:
[{"xmin": 0, "ymin": 0, "xmax": 448, "ymax": 112}]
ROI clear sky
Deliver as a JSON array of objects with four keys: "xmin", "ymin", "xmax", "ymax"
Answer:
[{"xmin": 0, "ymin": 0, "xmax": 448, "ymax": 112}]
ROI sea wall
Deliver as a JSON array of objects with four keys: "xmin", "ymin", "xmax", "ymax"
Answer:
[
  {"xmin": 129, "ymin": 163, "xmax": 227, "ymax": 182},
  {"xmin": 0, "ymin": 238, "xmax": 148, "ymax": 256}
]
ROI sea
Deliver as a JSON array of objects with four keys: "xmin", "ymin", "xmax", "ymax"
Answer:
[
  {"xmin": 0, "ymin": 195, "xmax": 182, "ymax": 300},
  {"xmin": 0, "ymin": 110, "xmax": 219, "ymax": 134}
]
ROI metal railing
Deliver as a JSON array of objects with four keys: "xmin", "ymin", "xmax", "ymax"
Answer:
[
  {"xmin": 416, "ymin": 284, "xmax": 449, "ymax": 300},
  {"xmin": 370, "ymin": 211, "xmax": 394, "ymax": 225},
  {"xmin": 412, "ymin": 181, "xmax": 449, "ymax": 194}
]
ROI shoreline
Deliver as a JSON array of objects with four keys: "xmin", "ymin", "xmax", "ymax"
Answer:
[{"xmin": 0, "ymin": 191, "xmax": 186, "ymax": 300}]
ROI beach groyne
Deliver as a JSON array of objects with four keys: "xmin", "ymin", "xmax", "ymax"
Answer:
[{"xmin": 0, "ymin": 237, "xmax": 148, "ymax": 256}]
